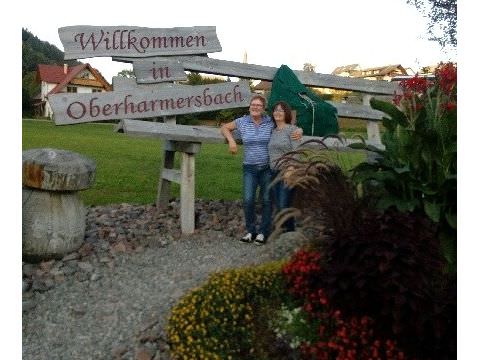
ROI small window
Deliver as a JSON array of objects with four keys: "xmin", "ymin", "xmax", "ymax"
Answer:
[
  {"xmin": 92, "ymin": 89, "xmax": 102, "ymax": 93},
  {"xmin": 67, "ymin": 86, "xmax": 77, "ymax": 93},
  {"xmin": 80, "ymin": 71, "xmax": 90, "ymax": 79}
]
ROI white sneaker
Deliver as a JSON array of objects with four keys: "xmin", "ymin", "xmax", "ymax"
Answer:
[
  {"xmin": 240, "ymin": 233, "xmax": 253, "ymax": 243},
  {"xmin": 254, "ymin": 233, "xmax": 265, "ymax": 245}
]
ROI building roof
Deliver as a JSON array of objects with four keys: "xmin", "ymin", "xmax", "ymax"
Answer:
[
  {"xmin": 253, "ymin": 80, "xmax": 272, "ymax": 91},
  {"xmin": 358, "ymin": 64, "xmax": 407, "ymax": 77},
  {"xmin": 36, "ymin": 64, "xmax": 87, "ymax": 84},
  {"xmin": 332, "ymin": 64, "xmax": 360, "ymax": 75},
  {"xmin": 36, "ymin": 63, "xmax": 112, "ymax": 95}
]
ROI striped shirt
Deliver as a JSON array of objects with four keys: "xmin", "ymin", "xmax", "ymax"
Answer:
[
  {"xmin": 235, "ymin": 114, "xmax": 274, "ymax": 165},
  {"xmin": 268, "ymin": 124, "xmax": 301, "ymax": 169}
]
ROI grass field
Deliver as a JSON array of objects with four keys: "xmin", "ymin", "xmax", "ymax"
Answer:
[{"xmin": 22, "ymin": 119, "xmax": 366, "ymax": 206}]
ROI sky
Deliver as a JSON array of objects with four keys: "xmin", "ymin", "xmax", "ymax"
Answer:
[{"xmin": 20, "ymin": 0, "xmax": 457, "ymax": 82}]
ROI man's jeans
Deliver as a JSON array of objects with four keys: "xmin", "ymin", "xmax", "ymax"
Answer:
[
  {"xmin": 271, "ymin": 170, "xmax": 295, "ymax": 232},
  {"xmin": 242, "ymin": 164, "xmax": 272, "ymax": 237}
]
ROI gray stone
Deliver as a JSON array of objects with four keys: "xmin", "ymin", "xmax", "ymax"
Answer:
[
  {"xmin": 31, "ymin": 279, "xmax": 53, "ymax": 292},
  {"xmin": 77, "ymin": 261, "xmax": 94, "ymax": 273},
  {"xmin": 22, "ymin": 279, "xmax": 31, "ymax": 293},
  {"xmin": 22, "ymin": 300, "xmax": 37, "ymax": 312},
  {"xmin": 22, "ymin": 263, "xmax": 36, "ymax": 277},
  {"xmin": 62, "ymin": 263, "xmax": 78, "ymax": 276},
  {"xmin": 111, "ymin": 345, "xmax": 128, "ymax": 359},
  {"xmin": 269, "ymin": 231, "xmax": 310, "ymax": 260},
  {"xmin": 62, "ymin": 252, "xmax": 80, "ymax": 261},
  {"xmin": 90, "ymin": 273, "xmax": 101, "ymax": 281}
]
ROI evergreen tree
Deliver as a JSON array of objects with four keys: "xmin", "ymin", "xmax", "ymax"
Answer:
[{"xmin": 21, "ymin": 28, "xmax": 81, "ymax": 116}]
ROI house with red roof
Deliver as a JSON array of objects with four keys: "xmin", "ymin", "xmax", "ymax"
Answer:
[{"xmin": 33, "ymin": 63, "xmax": 112, "ymax": 118}]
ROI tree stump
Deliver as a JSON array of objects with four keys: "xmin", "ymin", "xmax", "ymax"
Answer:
[{"xmin": 22, "ymin": 148, "xmax": 96, "ymax": 261}]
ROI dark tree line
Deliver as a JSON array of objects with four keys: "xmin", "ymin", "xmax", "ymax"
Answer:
[{"xmin": 22, "ymin": 28, "xmax": 81, "ymax": 116}]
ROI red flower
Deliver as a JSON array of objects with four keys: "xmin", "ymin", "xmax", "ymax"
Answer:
[
  {"xmin": 443, "ymin": 102, "xmax": 457, "ymax": 112},
  {"xmin": 436, "ymin": 62, "xmax": 457, "ymax": 95},
  {"xmin": 393, "ymin": 92, "xmax": 402, "ymax": 106},
  {"xmin": 400, "ymin": 75, "xmax": 431, "ymax": 95}
]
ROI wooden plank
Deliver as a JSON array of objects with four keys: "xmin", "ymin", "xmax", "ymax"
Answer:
[
  {"xmin": 157, "ymin": 148, "xmax": 175, "ymax": 208},
  {"xmin": 49, "ymin": 81, "xmax": 251, "ymax": 125},
  {"xmin": 327, "ymin": 102, "xmax": 384, "ymax": 121},
  {"xmin": 363, "ymin": 95, "xmax": 382, "ymax": 144},
  {"xmin": 59, "ymin": 26, "xmax": 221, "ymax": 60},
  {"xmin": 164, "ymin": 141, "xmax": 202, "ymax": 154},
  {"xmin": 133, "ymin": 58, "xmax": 187, "ymax": 83},
  {"xmin": 114, "ymin": 119, "xmax": 385, "ymax": 149},
  {"xmin": 114, "ymin": 55, "xmax": 400, "ymax": 95},
  {"xmin": 111, "ymin": 77, "xmax": 384, "ymax": 121},
  {"xmin": 161, "ymin": 168, "xmax": 181, "ymax": 184},
  {"xmin": 112, "ymin": 76, "xmax": 191, "ymax": 91},
  {"xmin": 115, "ymin": 119, "xmax": 225, "ymax": 143},
  {"xmin": 301, "ymin": 136, "xmax": 385, "ymax": 150},
  {"xmin": 180, "ymin": 152, "xmax": 195, "ymax": 234}
]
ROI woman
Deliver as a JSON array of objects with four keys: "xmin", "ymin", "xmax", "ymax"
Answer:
[
  {"xmin": 268, "ymin": 101, "xmax": 301, "ymax": 232},
  {"xmin": 221, "ymin": 95, "xmax": 301, "ymax": 245}
]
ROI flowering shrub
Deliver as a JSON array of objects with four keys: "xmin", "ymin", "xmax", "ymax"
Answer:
[
  {"xmin": 281, "ymin": 249, "xmax": 409, "ymax": 359},
  {"xmin": 300, "ymin": 315, "xmax": 408, "ymax": 360},
  {"xmin": 351, "ymin": 63, "xmax": 457, "ymax": 268},
  {"xmin": 167, "ymin": 261, "xmax": 287, "ymax": 359}
]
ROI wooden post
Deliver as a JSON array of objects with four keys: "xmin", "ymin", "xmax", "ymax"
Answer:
[
  {"xmin": 163, "ymin": 116, "xmax": 177, "ymax": 124},
  {"xmin": 156, "ymin": 116, "xmax": 176, "ymax": 207},
  {"xmin": 157, "ymin": 141, "xmax": 176, "ymax": 208},
  {"xmin": 180, "ymin": 152, "xmax": 195, "ymax": 234},
  {"xmin": 156, "ymin": 139, "xmax": 201, "ymax": 234},
  {"xmin": 363, "ymin": 95, "xmax": 381, "ymax": 145}
]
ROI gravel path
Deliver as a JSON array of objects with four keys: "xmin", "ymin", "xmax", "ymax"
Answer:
[{"xmin": 22, "ymin": 200, "xmax": 308, "ymax": 360}]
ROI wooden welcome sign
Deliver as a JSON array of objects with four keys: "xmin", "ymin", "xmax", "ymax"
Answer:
[
  {"xmin": 133, "ymin": 58, "xmax": 187, "ymax": 83},
  {"xmin": 50, "ymin": 25, "xmax": 252, "ymax": 126},
  {"xmin": 58, "ymin": 25, "xmax": 222, "ymax": 59},
  {"xmin": 49, "ymin": 81, "xmax": 250, "ymax": 125}
]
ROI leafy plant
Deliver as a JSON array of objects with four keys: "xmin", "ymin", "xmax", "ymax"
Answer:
[
  {"xmin": 271, "ymin": 304, "xmax": 320, "ymax": 349},
  {"xmin": 349, "ymin": 63, "xmax": 457, "ymax": 269}
]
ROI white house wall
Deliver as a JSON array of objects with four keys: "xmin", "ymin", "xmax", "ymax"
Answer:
[
  {"xmin": 77, "ymin": 86, "xmax": 98, "ymax": 94},
  {"xmin": 41, "ymin": 82, "xmax": 57, "ymax": 99},
  {"xmin": 44, "ymin": 101, "xmax": 53, "ymax": 119},
  {"xmin": 44, "ymin": 83, "xmax": 107, "ymax": 118}
]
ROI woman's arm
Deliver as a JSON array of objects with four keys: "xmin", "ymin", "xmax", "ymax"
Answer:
[
  {"xmin": 290, "ymin": 126, "xmax": 302, "ymax": 149},
  {"xmin": 220, "ymin": 121, "xmax": 238, "ymax": 154},
  {"xmin": 291, "ymin": 126, "xmax": 303, "ymax": 141}
]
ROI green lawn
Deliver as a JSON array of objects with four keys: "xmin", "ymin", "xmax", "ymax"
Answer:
[{"xmin": 22, "ymin": 119, "xmax": 365, "ymax": 206}]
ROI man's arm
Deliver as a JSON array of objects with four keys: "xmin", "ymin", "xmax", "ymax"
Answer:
[{"xmin": 220, "ymin": 121, "xmax": 238, "ymax": 154}]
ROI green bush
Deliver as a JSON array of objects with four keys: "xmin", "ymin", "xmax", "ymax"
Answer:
[{"xmin": 167, "ymin": 261, "xmax": 288, "ymax": 359}]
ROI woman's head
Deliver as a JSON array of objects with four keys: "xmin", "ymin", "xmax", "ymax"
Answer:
[
  {"xmin": 272, "ymin": 101, "xmax": 293, "ymax": 126},
  {"xmin": 249, "ymin": 94, "xmax": 266, "ymax": 118}
]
